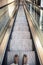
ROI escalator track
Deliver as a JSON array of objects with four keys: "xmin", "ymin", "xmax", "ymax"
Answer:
[{"xmin": 2, "ymin": 5, "xmax": 40, "ymax": 65}]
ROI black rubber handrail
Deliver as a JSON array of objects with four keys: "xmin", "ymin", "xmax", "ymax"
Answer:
[{"xmin": 0, "ymin": 1, "xmax": 16, "ymax": 9}]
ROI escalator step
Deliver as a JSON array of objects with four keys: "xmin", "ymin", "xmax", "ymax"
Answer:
[
  {"xmin": 11, "ymin": 31, "xmax": 30, "ymax": 39},
  {"xmin": 9, "ymin": 39, "xmax": 32, "ymax": 51},
  {"xmin": 7, "ymin": 51, "xmax": 19, "ymax": 65},
  {"xmin": 20, "ymin": 51, "xmax": 36, "ymax": 65},
  {"xmin": 13, "ymin": 26, "xmax": 29, "ymax": 31},
  {"xmin": 16, "ymin": 16, "xmax": 27, "ymax": 20},
  {"xmin": 15, "ymin": 22, "xmax": 28, "ymax": 26},
  {"xmin": 12, "ymin": 31, "xmax": 30, "ymax": 35},
  {"xmin": 15, "ymin": 16, "xmax": 27, "ymax": 21},
  {"xmin": 7, "ymin": 51, "xmax": 36, "ymax": 65},
  {"xmin": 7, "ymin": 6, "xmax": 36, "ymax": 65}
]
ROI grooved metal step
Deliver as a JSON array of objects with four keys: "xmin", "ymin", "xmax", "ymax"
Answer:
[
  {"xmin": 11, "ymin": 31, "xmax": 30, "ymax": 39},
  {"xmin": 15, "ymin": 23, "xmax": 28, "ymax": 26},
  {"xmin": 12, "ymin": 31, "xmax": 30, "ymax": 35},
  {"xmin": 13, "ymin": 26, "xmax": 29, "ymax": 31},
  {"xmin": 9, "ymin": 39, "xmax": 32, "ymax": 51},
  {"xmin": 7, "ymin": 6, "xmax": 36, "ymax": 65},
  {"xmin": 15, "ymin": 21, "xmax": 28, "ymax": 26},
  {"xmin": 15, "ymin": 16, "xmax": 27, "ymax": 21},
  {"xmin": 7, "ymin": 51, "xmax": 36, "ymax": 65}
]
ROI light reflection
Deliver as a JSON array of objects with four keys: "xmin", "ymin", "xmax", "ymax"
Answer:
[
  {"xmin": 39, "ymin": 10, "xmax": 43, "ymax": 30},
  {"xmin": 8, "ymin": 3, "xmax": 15, "ymax": 17},
  {"xmin": 40, "ymin": 24, "xmax": 42, "ymax": 30},
  {"xmin": 35, "ymin": 35, "xmax": 43, "ymax": 49},
  {"xmin": 7, "ymin": 0, "xmax": 14, "ymax": 3},
  {"xmin": 41, "ymin": 0, "xmax": 43, "ymax": 7}
]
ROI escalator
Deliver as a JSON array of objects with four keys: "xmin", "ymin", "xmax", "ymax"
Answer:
[
  {"xmin": 0, "ymin": 1, "xmax": 18, "ymax": 45},
  {"xmin": 2, "ymin": 5, "xmax": 40, "ymax": 65}
]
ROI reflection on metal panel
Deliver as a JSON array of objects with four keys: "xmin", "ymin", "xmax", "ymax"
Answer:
[{"xmin": 0, "ymin": 2, "xmax": 17, "ymax": 44}]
